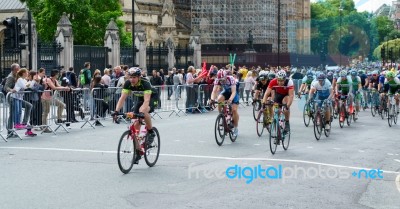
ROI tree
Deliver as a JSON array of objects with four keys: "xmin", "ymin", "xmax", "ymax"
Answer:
[
  {"xmin": 373, "ymin": 16, "xmax": 395, "ymax": 43},
  {"xmin": 20, "ymin": 0, "xmax": 131, "ymax": 46}
]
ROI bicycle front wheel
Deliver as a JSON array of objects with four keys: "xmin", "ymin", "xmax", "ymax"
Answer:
[
  {"xmin": 388, "ymin": 105, "xmax": 393, "ymax": 127},
  {"xmin": 269, "ymin": 121, "xmax": 278, "ymax": 155},
  {"xmin": 253, "ymin": 100, "xmax": 261, "ymax": 121},
  {"xmin": 214, "ymin": 114, "xmax": 226, "ymax": 146},
  {"xmin": 303, "ymin": 103, "xmax": 311, "ymax": 127},
  {"xmin": 117, "ymin": 130, "xmax": 136, "ymax": 174},
  {"xmin": 313, "ymin": 112, "xmax": 322, "ymax": 140},
  {"xmin": 282, "ymin": 124, "xmax": 290, "ymax": 150},
  {"xmin": 144, "ymin": 127, "xmax": 160, "ymax": 167},
  {"xmin": 256, "ymin": 111, "xmax": 265, "ymax": 137}
]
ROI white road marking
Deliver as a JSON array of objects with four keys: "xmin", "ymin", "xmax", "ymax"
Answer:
[
  {"xmin": 307, "ymin": 146, "xmax": 313, "ymax": 149},
  {"xmin": 254, "ymin": 144, "xmax": 260, "ymax": 146},
  {"xmin": 1, "ymin": 146, "xmax": 399, "ymax": 174},
  {"xmin": 333, "ymin": 148, "xmax": 340, "ymax": 150},
  {"xmin": 358, "ymin": 150, "xmax": 365, "ymax": 153},
  {"xmin": 175, "ymin": 140, "xmax": 181, "ymax": 142},
  {"xmin": 388, "ymin": 153, "xmax": 394, "ymax": 156},
  {"xmin": 394, "ymin": 159, "xmax": 400, "ymax": 163}
]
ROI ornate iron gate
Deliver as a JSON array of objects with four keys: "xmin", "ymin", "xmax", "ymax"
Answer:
[
  {"xmin": 147, "ymin": 43, "xmax": 168, "ymax": 74},
  {"xmin": 175, "ymin": 44, "xmax": 194, "ymax": 70},
  {"xmin": 0, "ymin": 45, "xmax": 21, "ymax": 78},
  {"xmin": 74, "ymin": 46, "xmax": 109, "ymax": 75},
  {"xmin": 37, "ymin": 41, "xmax": 63, "ymax": 74}
]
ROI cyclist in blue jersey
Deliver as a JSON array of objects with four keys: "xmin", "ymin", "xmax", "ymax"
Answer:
[{"xmin": 308, "ymin": 73, "xmax": 333, "ymax": 130}]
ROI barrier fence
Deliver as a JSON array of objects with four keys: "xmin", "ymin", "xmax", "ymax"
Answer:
[{"xmin": 0, "ymin": 79, "xmax": 303, "ymax": 141}]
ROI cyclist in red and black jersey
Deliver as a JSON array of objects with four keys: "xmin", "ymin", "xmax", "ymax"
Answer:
[{"xmin": 262, "ymin": 70, "xmax": 294, "ymax": 133}]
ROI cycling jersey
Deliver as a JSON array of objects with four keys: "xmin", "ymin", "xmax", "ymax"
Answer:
[
  {"xmin": 350, "ymin": 76, "xmax": 361, "ymax": 93},
  {"xmin": 214, "ymin": 76, "xmax": 239, "ymax": 104},
  {"xmin": 336, "ymin": 76, "xmax": 353, "ymax": 95},
  {"xmin": 379, "ymin": 75, "xmax": 385, "ymax": 84},
  {"xmin": 268, "ymin": 78, "xmax": 294, "ymax": 95},
  {"xmin": 122, "ymin": 78, "xmax": 159, "ymax": 100},
  {"xmin": 256, "ymin": 80, "xmax": 269, "ymax": 92},
  {"xmin": 311, "ymin": 79, "xmax": 332, "ymax": 107},
  {"xmin": 301, "ymin": 76, "xmax": 315, "ymax": 89},
  {"xmin": 360, "ymin": 74, "xmax": 367, "ymax": 87},
  {"xmin": 369, "ymin": 77, "xmax": 379, "ymax": 89},
  {"xmin": 384, "ymin": 77, "xmax": 400, "ymax": 95}
]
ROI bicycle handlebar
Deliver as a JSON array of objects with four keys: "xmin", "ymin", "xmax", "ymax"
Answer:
[{"xmin": 111, "ymin": 111, "xmax": 145, "ymax": 119}]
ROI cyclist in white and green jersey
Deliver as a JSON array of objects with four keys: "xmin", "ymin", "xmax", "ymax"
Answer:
[
  {"xmin": 384, "ymin": 71, "xmax": 400, "ymax": 114},
  {"xmin": 335, "ymin": 70, "xmax": 354, "ymax": 117},
  {"xmin": 349, "ymin": 70, "xmax": 362, "ymax": 120}
]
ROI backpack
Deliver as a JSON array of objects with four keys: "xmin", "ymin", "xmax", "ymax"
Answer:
[{"xmin": 80, "ymin": 72, "xmax": 85, "ymax": 85}]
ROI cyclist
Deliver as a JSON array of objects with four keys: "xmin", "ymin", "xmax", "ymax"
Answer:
[
  {"xmin": 252, "ymin": 71, "xmax": 269, "ymax": 102},
  {"xmin": 297, "ymin": 70, "xmax": 315, "ymax": 99},
  {"xmin": 210, "ymin": 69, "xmax": 240, "ymax": 137},
  {"xmin": 384, "ymin": 71, "xmax": 400, "ymax": 114},
  {"xmin": 327, "ymin": 71, "xmax": 334, "ymax": 84},
  {"xmin": 368, "ymin": 70, "xmax": 380, "ymax": 110},
  {"xmin": 335, "ymin": 70, "xmax": 353, "ymax": 121},
  {"xmin": 349, "ymin": 70, "xmax": 362, "ymax": 120},
  {"xmin": 308, "ymin": 73, "xmax": 333, "ymax": 130},
  {"xmin": 359, "ymin": 70, "xmax": 369, "ymax": 109},
  {"xmin": 262, "ymin": 70, "xmax": 294, "ymax": 136},
  {"xmin": 113, "ymin": 67, "xmax": 158, "ymax": 164}
]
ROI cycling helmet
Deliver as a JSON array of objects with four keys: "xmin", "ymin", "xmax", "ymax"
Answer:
[
  {"xmin": 306, "ymin": 71, "xmax": 314, "ymax": 80},
  {"xmin": 259, "ymin": 70, "xmax": 268, "ymax": 77},
  {"xmin": 327, "ymin": 72, "xmax": 333, "ymax": 78},
  {"xmin": 317, "ymin": 73, "xmax": 326, "ymax": 80},
  {"xmin": 358, "ymin": 70, "xmax": 365, "ymax": 75},
  {"xmin": 268, "ymin": 72, "xmax": 276, "ymax": 79},
  {"xmin": 276, "ymin": 70, "xmax": 286, "ymax": 79},
  {"xmin": 339, "ymin": 70, "xmax": 347, "ymax": 77},
  {"xmin": 259, "ymin": 75, "xmax": 267, "ymax": 81},
  {"xmin": 127, "ymin": 67, "xmax": 142, "ymax": 77},
  {"xmin": 217, "ymin": 69, "xmax": 228, "ymax": 80},
  {"xmin": 350, "ymin": 70, "xmax": 357, "ymax": 77},
  {"xmin": 210, "ymin": 69, "xmax": 218, "ymax": 77},
  {"xmin": 386, "ymin": 71, "xmax": 395, "ymax": 78}
]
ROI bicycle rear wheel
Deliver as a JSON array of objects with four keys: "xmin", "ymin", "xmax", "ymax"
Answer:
[
  {"xmin": 371, "ymin": 103, "xmax": 376, "ymax": 117},
  {"xmin": 256, "ymin": 111, "xmax": 265, "ymax": 137},
  {"xmin": 324, "ymin": 117, "xmax": 331, "ymax": 137},
  {"xmin": 303, "ymin": 103, "xmax": 311, "ymax": 127},
  {"xmin": 117, "ymin": 130, "xmax": 136, "ymax": 174},
  {"xmin": 269, "ymin": 121, "xmax": 278, "ymax": 155},
  {"xmin": 214, "ymin": 114, "xmax": 226, "ymax": 146},
  {"xmin": 144, "ymin": 127, "xmax": 160, "ymax": 167},
  {"xmin": 394, "ymin": 107, "xmax": 398, "ymax": 124}
]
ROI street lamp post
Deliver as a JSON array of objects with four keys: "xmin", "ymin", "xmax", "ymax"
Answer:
[
  {"xmin": 339, "ymin": 3, "xmax": 343, "ymax": 67},
  {"xmin": 132, "ymin": 0, "xmax": 135, "ymax": 67},
  {"xmin": 277, "ymin": 0, "xmax": 281, "ymax": 68}
]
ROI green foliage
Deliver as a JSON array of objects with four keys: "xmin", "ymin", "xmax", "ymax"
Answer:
[
  {"xmin": 373, "ymin": 39, "xmax": 400, "ymax": 61},
  {"xmin": 311, "ymin": 0, "xmax": 387, "ymax": 61},
  {"xmin": 20, "ymin": 0, "xmax": 131, "ymax": 46}
]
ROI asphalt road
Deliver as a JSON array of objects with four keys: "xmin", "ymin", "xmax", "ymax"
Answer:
[{"xmin": 0, "ymin": 99, "xmax": 399, "ymax": 209}]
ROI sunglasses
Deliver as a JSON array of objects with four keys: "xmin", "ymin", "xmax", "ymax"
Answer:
[
  {"xmin": 372, "ymin": 74, "xmax": 377, "ymax": 76},
  {"xmin": 277, "ymin": 78, "xmax": 285, "ymax": 82}
]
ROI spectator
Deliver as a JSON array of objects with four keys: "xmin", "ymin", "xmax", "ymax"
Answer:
[
  {"xmin": 92, "ymin": 75, "xmax": 109, "ymax": 125},
  {"xmin": 244, "ymin": 71, "xmax": 255, "ymax": 105},
  {"xmin": 26, "ymin": 70, "xmax": 44, "ymax": 127},
  {"xmin": 166, "ymin": 70, "xmax": 174, "ymax": 100},
  {"xmin": 66, "ymin": 67, "xmax": 78, "ymax": 88},
  {"xmin": 102, "ymin": 68, "xmax": 111, "ymax": 86},
  {"xmin": 12, "ymin": 68, "xmax": 36, "ymax": 136},
  {"xmin": 41, "ymin": 70, "xmax": 69, "ymax": 132}
]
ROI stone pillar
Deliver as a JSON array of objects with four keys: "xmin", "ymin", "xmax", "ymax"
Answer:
[
  {"xmin": 55, "ymin": 12, "xmax": 73, "ymax": 70},
  {"xmin": 19, "ymin": 10, "xmax": 38, "ymax": 70},
  {"xmin": 134, "ymin": 24, "xmax": 146, "ymax": 70},
  {"xmin": 166, "ymin": 38, "xmax": 175, "ymax": 69},
  {"xmin": 104, "ymin": 18, "xmax": 120, "ymax": 68},
  {"xmin": 189, "ymin": 30, "xmax": 201, "ymax": 69}
]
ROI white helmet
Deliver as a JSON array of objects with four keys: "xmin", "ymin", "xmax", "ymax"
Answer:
[{"xmin": 276, "ymin": 70, "xmax": 286, "ymax": 79}]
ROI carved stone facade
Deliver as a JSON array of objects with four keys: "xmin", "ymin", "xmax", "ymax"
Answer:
[{"xmin": 120, "ymin": 0, "xmax": 191, "ymax": 47}]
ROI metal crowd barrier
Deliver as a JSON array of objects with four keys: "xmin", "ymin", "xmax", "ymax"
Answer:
[{"xmin": 0, "ymin": 92, "xmax": 6, "ymax": 142}]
